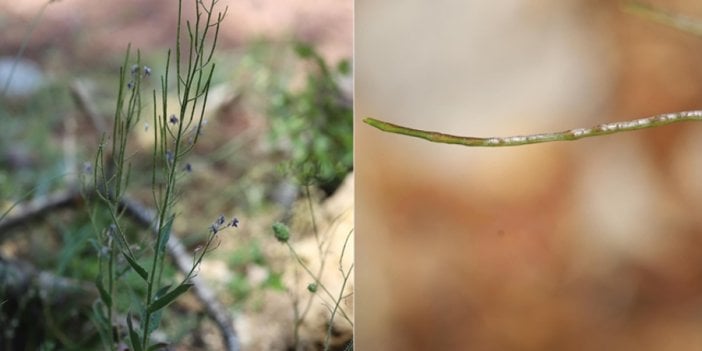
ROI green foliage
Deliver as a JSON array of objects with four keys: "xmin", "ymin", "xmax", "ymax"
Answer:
[
  {"xmin": 225, "ymin": 241, "xmax": 286, "ymax": 305},
  {"xmin": 227, "ymin": 273, "xmax": 253, "ymax": 302},
  {"xmin": 146, "ymin": 283, "xmax": 193, "ymax": 314},
  {"xmin": 268, "ymin": 41, "xmax": 353, "ymax": 190},
  {"xmin": 89, "ymin": 1, "xmax": 228, "ymax": 349},
  {"xmin": 263, "ymin": 271, "xmax": 286, "ymax": 291},
  {"xmin": 0, "ymin": 80, "xmax": 74, "ymax": 198},
  {"xmin": 224, "ymin": 239, "xmax": 287, "ymax": 306},
  {"xmin": 227, "ymin": 240, "xmax": 266, "ymax": 267}
]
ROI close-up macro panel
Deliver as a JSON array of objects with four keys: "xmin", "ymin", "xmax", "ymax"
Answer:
[
  {"xmin": 357, "ymin": 0, "xmax": 702, "ymax": 350},
  {"xmin": 0, "ymin": 0, "xmax": 351, "ymax": 350}
]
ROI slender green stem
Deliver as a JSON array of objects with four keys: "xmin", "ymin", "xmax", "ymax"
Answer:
[
  {"xmin": 304, "ymin": 185, "xmax": 321, "ymax": 257},
  {"xmin": 141, "ymin": 1, "xmax": 224, "ymax": 347},
  {"xmin": 284, "ymin": 241, "xmax": 352, "ymax": 324},
  {"xmin": 88, "ymin": 0, "xmax": 225, "ymax": 349},
  {"xmin": 107, "ymin": 232, "xmax": 115, "ymax": 350},
  {"xmin": 323, "ymin": 229, "xmax": 354, "ymax": 350},
  {"xmin": 363, "ymin": 110, "xmax": 702, "ymax": 147}
]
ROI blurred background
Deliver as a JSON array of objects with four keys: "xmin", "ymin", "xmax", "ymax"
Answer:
[
  {"xmin": 356, "ymin": 0, "xmax": 702, "ymax": 350},
  {"xmin": 0, "ymin": 0, "xmax": 352, "ymax": 350}
]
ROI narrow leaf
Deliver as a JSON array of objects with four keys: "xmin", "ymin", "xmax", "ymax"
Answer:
[
  {"xmin": 157, "ymin": 214, "xmax": 174, "ymax": 256},
  {"xmin": 92, "ymin": 300, "xmax": 109, "ymax": 328},
  {"xmin": 146, "ymin": 309, "xmax": 164, "ymax": 336},
  {"xmin": 154, "ymin": 284, "xmax": 173, "ymax": 300},
  {"xmin": 123, "ymin": 252, "xmax": 149, "ymax": 281},
  {"xmin": 146, "ymin": 283, "xmax": 193, "ymax": 313},
  {"xmin": 91, "ymin": 301, "xmax": 112, "ymax": 348},
  {"xmin": 127, "ymin": 312, "xmax": 144, "ymax": 351}
]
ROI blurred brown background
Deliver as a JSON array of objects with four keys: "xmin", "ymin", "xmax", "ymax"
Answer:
[
  {"xmin": 356, "ymin": 1, "xmax": 702, "ymax": 350},
  {"xmin": 0, "ymin": 0, "xmax": 351, "ymax": 65}
]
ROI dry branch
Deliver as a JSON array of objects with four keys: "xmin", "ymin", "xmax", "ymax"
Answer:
[
  {"xmin": 0, "ymin": 188, "xmax": 240, "ymax": 351},
  {"xmin": 0, "ymin": 255, "xmax": 96, "ymax": 305}
]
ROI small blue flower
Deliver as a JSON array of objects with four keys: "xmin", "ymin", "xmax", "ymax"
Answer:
[
  {"xmin": 143, "ymin": 66, "xmax": 152, "ymax": 77},
  {"xmin": 210, "ymin": 215, "xmax": 237, "ymax": 234},
  {"xmin": 215, "ymin": 214, "xmax": 226, "ymax": 227},
  {"xmin": 169, "ymin": 115, "xmax": 178, "ymax": 124}
]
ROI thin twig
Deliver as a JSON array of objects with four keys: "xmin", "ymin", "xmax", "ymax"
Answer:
[
  {"xmin": 0, "ymin": 255, "xmax": 96, "ymax": 304},
  {"xmin": 70, "ymin": 79, "xmax": 108, "ymax": 133},
  {"xmin": 363, "ymin": 110, "xmax": 702, "ymax": 147},
  {"xmin": 0, "ymin": 188, "xmax": 81, "ymax": 235}
]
